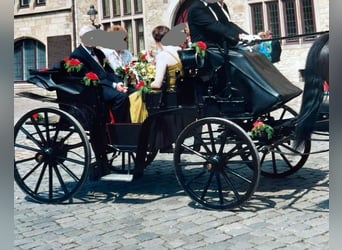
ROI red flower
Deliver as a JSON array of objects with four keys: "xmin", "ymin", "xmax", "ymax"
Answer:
[
  {"xmin": 140, "ymin": 54, "xmax": 146, "ymax": 61},
  {"xmin": 191, "ymin": 41, "xmax": 207, "ymax": 57},
  {"xmin": 64, "ymin": 58, "xmax": 83, "ymax": 72},
  {"xmin": 136, "ymin": 80, "xmax": 145, "ymax": 89},
  {"xmin": 197, "ymin": 41, "xmax": 207, "ymax": 50},
  {"xmin": 32, "ymin": 113, "xmax": 43, "ymax": 121},
  {"xmin": 39, "ymin": 67, "xmax": 49, "ymax": 71},
  {"xmin": 84, "ymin": 72, "xmax": 99, "ymax": 81},
  {"xmin": 252, "ymin": 120, "xmax": 264, "ymax": 127},
  {"xmin": 83, "ymin": 72, "xmax": 99, "ymax": 86}
]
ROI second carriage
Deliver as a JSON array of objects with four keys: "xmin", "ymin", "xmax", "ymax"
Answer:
[{"xmin": 14, "ymin": 44, "xmax": 315, "ymax": 210}]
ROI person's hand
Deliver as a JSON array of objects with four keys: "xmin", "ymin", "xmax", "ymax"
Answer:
[
  {"xmin": 239, "ymin": 34, "xmax": 261, "ymax": 44},
  {"xmin": 116, "ymin": 82, "xmax": 128, "ymax": 93}
]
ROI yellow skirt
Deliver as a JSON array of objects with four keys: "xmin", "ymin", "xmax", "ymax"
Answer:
[{"xmin": 129, "ymin": 91, "xmax": 148, "ymax": 123}]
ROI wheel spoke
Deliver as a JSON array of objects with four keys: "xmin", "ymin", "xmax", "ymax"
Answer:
[
  {"xmin": 30, "ymin": 116, "xmax": 47, "ymax": 145},
  {"xmin": 48, "ymin": 163, "xmax": 53, "ymax": 200},
  {"xmin": 19, "ymin": 125, "xmax": 44, "ymax": 150},
  {"xmin": 275, "ymin": 146, "xmax": 294, "ymax": 169},
  {"xmin": 52, "ymin": 163, "xmax": 70, "ymax": 195},
  {"xmin": 200, "ymin": 171, "xmax": 214, "ymax": 200},
  {"xmin": 206, "ymin": 123, "xmax": 217, "ymax": 154},
  {"xmin": 215, "ymin": 172, "xmax": 224, "ymax": 204},
  {"xmin": 15, "ymin": 143, "xmax": 41, "ymax": 153},
  {"xmin": 34, "ymin": 163, "xmax": 47, "ymax": 194},
  {"xmin": 221, "ymin": 170, "xmax": 241, "ymax": 199},
  {"xmin": 57, "ymin": 161, "xmax": 81, "ymax": 182},
  {"xmin": 21, "ymin": 161, "xmax": 43, "ymax": 181}
]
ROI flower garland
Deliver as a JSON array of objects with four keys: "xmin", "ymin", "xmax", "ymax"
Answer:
[
  {"xmin": 250, "ymin": 120, "xmax": 274, "ymax": 140},
  {"xmin": 191, "ymin": 41, "xmax": 207, "ymax": 58}
]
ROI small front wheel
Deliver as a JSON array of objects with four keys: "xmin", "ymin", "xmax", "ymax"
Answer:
[{"xmin": 174, "ymin": 117, "xmax": 260, "ymax": 210}]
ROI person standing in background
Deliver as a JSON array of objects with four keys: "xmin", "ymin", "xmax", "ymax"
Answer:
[
  {"xmin": 256, "ymin": 31, "xmax": 272, "ymax": 61},
  {"xmin": 266, "ymin": 30, "xmax": 282, "ymax": 63}
]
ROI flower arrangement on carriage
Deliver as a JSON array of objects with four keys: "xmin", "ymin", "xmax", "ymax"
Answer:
[
  {"xmin": 178, "ymin": 40, "xmax": 207, "ymax": 70},
  {"xmin": 62, "ymin": 57, "xmax": 100, "ymax": 87},
  {"xmin": 250, "ymin": 120, "xmax": 274, "ymax": 140},
  {"xmin": 116, "ymin": 51, "xmax": 156, "ymax": 93}
]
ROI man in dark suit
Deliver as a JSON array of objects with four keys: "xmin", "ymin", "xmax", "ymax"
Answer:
[
  {"xmin": 188, "ymin": 0, "xmax": 248, "ymax": 47},
  {"xmin": 70, "ymin": 25, "xmax": 130, "ymax": 123},
  {"xmin": 67, "ymin": 25, "xmax": 131, "ymax": 180},
  {"xmin": 187, "ymin": 0, "xmax": 252, "ymax": 98}
]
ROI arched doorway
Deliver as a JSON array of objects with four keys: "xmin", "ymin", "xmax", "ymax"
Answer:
[{"xmin": 14, "ymin": 38, "xmax": 46, "ymax": 82}]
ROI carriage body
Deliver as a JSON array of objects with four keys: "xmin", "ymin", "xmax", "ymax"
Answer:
[{"xmin": 14, "ymin": 45, "xmax": 315, "ymax": 209}]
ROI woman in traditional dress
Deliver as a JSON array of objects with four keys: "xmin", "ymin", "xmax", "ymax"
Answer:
[{"xmin": 129, "ymin": 25, "xmax": 183, "ymax": 123}]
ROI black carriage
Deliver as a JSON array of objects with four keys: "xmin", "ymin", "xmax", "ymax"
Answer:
[{"xmin": 15, "ymin": 44, "xmax": 314, "ymax": 210}]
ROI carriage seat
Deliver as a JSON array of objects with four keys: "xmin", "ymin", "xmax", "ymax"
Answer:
[{"xmin": 28, "ymin": 69, "xmax": 84, "ymax": 95}]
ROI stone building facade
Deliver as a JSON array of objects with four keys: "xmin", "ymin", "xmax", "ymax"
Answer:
[{"xmin": 14, "ymin": 0, "xmax": 329, "ymax": 85}]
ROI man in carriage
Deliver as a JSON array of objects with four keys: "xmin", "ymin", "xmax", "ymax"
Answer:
[{"xmin": 187, "ymin": 0, "xmax": 302, "ymax": 115}]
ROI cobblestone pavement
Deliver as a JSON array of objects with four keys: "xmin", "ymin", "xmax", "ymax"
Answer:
[{"xmin": 14, "ymin": 85, "xmax": 329, "ymax": 249}]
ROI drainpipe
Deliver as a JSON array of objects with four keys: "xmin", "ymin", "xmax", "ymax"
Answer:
[{"xmin": 71, "ymin": 0, "xmax": 77, "ymax": 49}]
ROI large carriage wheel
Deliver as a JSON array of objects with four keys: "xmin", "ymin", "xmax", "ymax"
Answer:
[
  {"xmin": 258, "ymin": 105, "xmax": 311, "ymax": 178},
  {"xmin": 14, "ymin": 107, "xmax": 91, "ymax": 203},
  {"xmin": 174, "ymin": 117, "xmax": 260, "ymax": 210}
]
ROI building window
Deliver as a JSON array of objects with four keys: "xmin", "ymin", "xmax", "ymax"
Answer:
[
  {"xmin": 20, "ymin": 0, "xmax": 30, "ymax": 8},
  {"xmin": 100, "ymin": 0, "xmax": 145, "ymax": 56},
  {"xmin": 36, "ymin": 0, "xmax": 46, "ymax": 5},
  {"xmin": 123, "ymin": 0, "xmax": 132, "ymax": 15},
  {"xmin": 112, "ymin": 0, "xmax": 120, "ymax": 16},
  {"xmin": 14, "ymin": 39, "xmax": 46, "ymax": 81},
  {"xmin": 134, "ymin": 0, "xmax": 143, "ymax": 14},
  {"xmin": 250, "ymin": 3, "xmax": 264, "ymax": 34},
  {"xmin": 102, "ymin": 0, "xmax": 110, "ymax": 18},
  {"xmin": 267, "ymin": 1, "xmax": 280, "ymax": 38},
  {"xmin": 249, "ymin": 0, "xmax": 317, "ymax": 43},
  {"xmin": 301, "ymin": 0, "xmax": 316, "ymax": 40}
]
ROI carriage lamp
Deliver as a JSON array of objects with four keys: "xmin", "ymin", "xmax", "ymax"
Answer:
[{"xmin": 87, "ymin": 5, "xmax": 101, "ymax": 29}]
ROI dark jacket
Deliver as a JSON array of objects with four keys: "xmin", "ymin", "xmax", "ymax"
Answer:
[
  {"xmin": 188, "ymin": 0, "xmax": 247, "ymax": 47},
  {"xmin": 271, "ymin": 40, "xmax": 282, "ymax": 63},
  {"xmin": 69, "ymin": 45, "xmax": 127, "ymax": 109}
]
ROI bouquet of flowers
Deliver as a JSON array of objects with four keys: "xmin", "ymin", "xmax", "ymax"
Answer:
[
  {"xmin": 64, "ymin": 58, "xmax": 83, "ymax": 72},
  {"xmin": 250, "ymin": 120, "xmax": 274, "ymax": 140},
  {"xmin": 116, "ymin": 51, "xmax": 156, "ymax": 93},
  {"xmin": 83, "ymin": 72, "xmax": 99, "ymax": 86},
  {"xmin": 191, "ymin": 41, "xmax": 207, "ymax": 58}
]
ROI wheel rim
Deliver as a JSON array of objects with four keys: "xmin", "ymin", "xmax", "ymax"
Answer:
[
  {"xmin": 258, "ymin": 105, "xmax": 311, "ymax": 177},
  {"xmin": 174, "ymin": 117, "xmax": 260, "ymax": 210},
  {"xmin": 14, "ymin": 108, "xmax": 91, "ymax": 203}
]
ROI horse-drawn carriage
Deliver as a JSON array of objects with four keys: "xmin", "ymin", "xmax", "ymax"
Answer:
[{"xmin": 14, "ymin": 38, "xmax": 328, "ymax": 210}]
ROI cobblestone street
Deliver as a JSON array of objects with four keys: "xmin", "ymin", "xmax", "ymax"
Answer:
[{"xmin": 14, "ymin": 85, "xmax": 329, "ymax": 249}]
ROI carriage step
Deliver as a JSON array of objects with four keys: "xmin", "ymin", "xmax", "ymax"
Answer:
[{"xmin": 100, "ymin": 173, "xmax": 134, "ymax": 182}]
